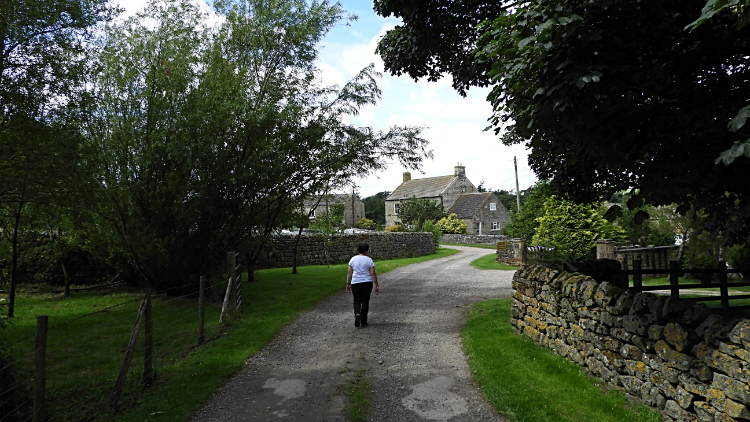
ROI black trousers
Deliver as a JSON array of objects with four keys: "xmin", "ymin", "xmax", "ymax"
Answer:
[{"xmin": 351, "ymin": 282, "xmax": 373, "ymax": 322}]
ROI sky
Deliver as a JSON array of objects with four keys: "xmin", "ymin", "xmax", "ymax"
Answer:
[{"xmin": 117, "ymin": 0, "xmax": 537, "ymax": 198}]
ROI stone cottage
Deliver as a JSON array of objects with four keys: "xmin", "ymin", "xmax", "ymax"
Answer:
[
  {"xmin": 303, "ymin": 193, "xmax": 366, "ymax": 227},
  {"xmin": 447, "ymin": 192, "xmax": 509, "ymax": 235},
  {"xmin": 385, "ymin": 164, "xmax": 509, "ymax": 233}
]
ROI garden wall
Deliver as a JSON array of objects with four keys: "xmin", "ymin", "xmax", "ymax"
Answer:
[
  {"xmin": 254, "ymin": 232, "xmax": 435, "ymax": 269},
  {"xmin": 440, "ymin": 234, "xmax": 508, "ymax": 245},
  {"xmin": 511, "ymin": 264, "xmax": 750, "ymax": 422}
]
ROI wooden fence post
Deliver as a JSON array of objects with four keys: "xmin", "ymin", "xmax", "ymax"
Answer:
[
  {"xmin": 33, "ymin": 315, "xmax": 48, "ymax": 422},
  {"xmin": 234, "ymin": 252, "xmax": 242, "ymax": 312},
  {"xmin": 633, "ymin": 260, "xmax": 642, "ymax": 292},
  {"xmin": 670, "ymin": 260, "xmax": 680, "ymax": 298},
  {"xmin": 143, "ymin": 289, "xmax": 153, "ymax": 389},
  {"xmin": 110, "ymin": 300, "xmax": 146, "ymax": 411},
  {"xmin": 198, "ymin": 275, "xmax": 205, "ymax": 344},
  {"xmin": 219, "ymin": 275, "xmax": 233, "ymax": 325},
  {"xmin": 719, "ymin": 261, "xmax": 729, "ymax": 308},
  {"xmin": 227, "ymin": 252, "xmax": 237, "ymax": 315}
]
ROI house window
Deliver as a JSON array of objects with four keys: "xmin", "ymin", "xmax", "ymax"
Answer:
[
  {"xmin": 490, "ymin": 203, "xmax": 497, "ymax": 211},
  {"xmin": 309, "ymin": 209, "xmax": 315, "ymax": 218},
  {"xmin": 492, "ymin": 222, "xmax": 499, "ymax": 230},
  {"xmin": 394, "ymin": 203, "xmax": 400, "ymax": 215}
]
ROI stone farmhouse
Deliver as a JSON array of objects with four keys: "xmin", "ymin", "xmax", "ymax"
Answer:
[
  {"xmin": 385, "ymin": 165, "xmax": 510, "ymax": 234},
  {"xmin": 303, "ymin": 193, "xmax": 366, "ymax": 227}
]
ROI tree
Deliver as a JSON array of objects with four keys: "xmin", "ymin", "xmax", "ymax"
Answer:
[
  {"xmin": 84, "ymin": 0, "xmax": 431, "ymax": 291},
  {"xmin": 363, "ymin": 191, "xmax": 390, "ymax": 225},
  {"xmin": 493, "ymin": 189, "xmax": 520, "ymax": 213},
  {"xmin": 397, "ymin": 197, "xmax": 446, "ymax": 228},
  {"xmin": 503, "ymin": 181, "xmax": 551, "ymax": 240},
  {"xmin": 436, "ymin": 214, "xmax": 467, "ymax": 234},
  {"xmin": 376, "ymin": 0, "xmax": 750, "ymax": 242},
  {"xmin": 476, "ymin": 0, "xmax": 750, "ymax": 241},
  {"xmin": 533, "ymin": 196, "xmax": 627, "ymax": 260},
  {"xmin": 0, "ymin": 0, "xmax": 117, "ymax": 316},
  {"xmin": 373, "ymin": 0, "xmax": 512, "ymax": 95}
]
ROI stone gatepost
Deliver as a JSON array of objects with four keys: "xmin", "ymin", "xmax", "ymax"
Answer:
[
  {"xmin": 512, "ymin": 238, "xmax": 526, "ymax": 266},
  {"xmin": 596, "ymin": 239, "xmax": 615, "ymax": 260}
]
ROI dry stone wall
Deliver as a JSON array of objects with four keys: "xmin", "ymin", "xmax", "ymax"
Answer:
[
  {"xmin": 254, "ymin": 232, "xmax": 435, "ymax": 269},
  {"xmin": 512, "ymin": 264, "xmax": 750, "ymax": 422},
  {"xmin": 440, "ymin": 234, "xmax": 507, "ymax": 245}
]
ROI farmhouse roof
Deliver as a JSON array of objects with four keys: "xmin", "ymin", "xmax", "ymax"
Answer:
[
  {"xmin": 447, "ymin": 193, "xmax": 494, "ymax": 219},
  {"xmin": 386, "ymin": 175, "xmax": 455, "ymax": 200}
]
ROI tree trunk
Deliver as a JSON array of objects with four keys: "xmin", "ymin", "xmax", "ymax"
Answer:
[
  {"xmin": 61, "ymin": 257, "xmax": 70, "ymax": 298},
  {"xmin": 8, "ymin": 201, "xmax": 23, "ymax": 317}
]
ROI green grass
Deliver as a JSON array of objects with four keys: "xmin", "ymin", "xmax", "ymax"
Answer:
[
  {"xmin": 470, "ymin": 253, "xmax": 519, "ymax": 271},
  {"xmin": 337, "ymin": 368, "xmax": 370, "ymax": 421},
  {"xmin": 462, "ymin": 299, "xmax": 661, "ymax": 422},
  {"xmin": 640, "ymin": 276, "xmax": 750, "ymax": 292},
  {"xmin": 4, "ymin": 248, "xmax": 458, "ymax": 422},
  {"xmin": 441, "ymin": 242, "xmax": 497, "ymax": 249}
]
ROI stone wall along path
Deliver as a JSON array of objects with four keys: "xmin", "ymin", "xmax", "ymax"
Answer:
[{"xmin": 190, "ymin": 246, "xmax": 512, "ymax": 422}]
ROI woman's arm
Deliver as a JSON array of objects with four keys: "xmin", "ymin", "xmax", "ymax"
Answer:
[
  {"xmin": 369, "ymin": 267, "xmax": 379, "ymax": 295},
  {"xmin": 346, "ymin": 266, "xmax": 353, "ymax": 292}
]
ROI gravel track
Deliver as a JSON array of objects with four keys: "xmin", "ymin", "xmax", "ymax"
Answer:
[{"xmin": 191, "ymin": 246, "xmax": 513, "ymax": 422}]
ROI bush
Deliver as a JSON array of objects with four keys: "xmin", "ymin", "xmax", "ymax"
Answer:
[
  {"xmin": 418, "ymin": 220, "xmax": 442, "ymax": 248},
  {"xmin": 694, "ymin": 252, "xmax": 718, "ymax": 269},
  {"xmin": 436, "ymin": 214, "xmax": 467, "ymax": 234},
  {"xmin": 385, "ymin": 224, "xmax": 409, "ymax": 232},
  {"xmin": 532, "ymin": 196, "xmax": 627, "ymax": 260},
  {"xmin": 355, "ymin": 218, "xmax": 377, "ymax": 230},
  {"xmin": 647, "ymin": 231, "xmax": 675, "ymax": 247}
]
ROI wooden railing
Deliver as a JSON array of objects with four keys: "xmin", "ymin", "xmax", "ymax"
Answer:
[{"xmin": 625, "ymin": 260, "xmax": 750, "ymax": 308}]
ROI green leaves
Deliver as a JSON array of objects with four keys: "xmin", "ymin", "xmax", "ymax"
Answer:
[{"xmin": 398, "ymin": 197, "xmax": 446, "ymax": 227}]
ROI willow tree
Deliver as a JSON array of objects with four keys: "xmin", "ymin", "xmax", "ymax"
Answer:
[{"xmin": 85, "ymin": 0, "xmax": 431, "ymax": 291}]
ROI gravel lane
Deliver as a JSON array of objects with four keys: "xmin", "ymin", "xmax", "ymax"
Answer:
[{"xmin": 191, "ymin": 246, "xmax": 513, "ymax": 422}]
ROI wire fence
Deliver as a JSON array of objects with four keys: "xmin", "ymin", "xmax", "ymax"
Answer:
[{"xmin": 1, "ymin": 252, "xmax": 243, "ymax": 422}]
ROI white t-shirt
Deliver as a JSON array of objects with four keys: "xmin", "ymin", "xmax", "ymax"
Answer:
[{"xmin": 349, "ymin": 255, "xmax": 375, "ymax": 284}]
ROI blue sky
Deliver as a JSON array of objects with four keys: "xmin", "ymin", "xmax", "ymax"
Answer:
[{"xmin": 119, "ymin": 0, "xmax": 536, "ymax": 198}]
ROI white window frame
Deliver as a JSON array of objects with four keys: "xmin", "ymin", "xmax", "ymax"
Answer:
[
  {"xmin": 492, "ymin": 221, "xmax": 499, "ymax": 230},
  {"xmin": 490, "ymin": 203, "xmax": 497, "ymax": 211},
  {"xmin": 394, "ymin": 203, "xmax": 400, "ymax": 215},
  {"xmin": 309, "ymin": 209, "xmax": 315, "ymax": 218}
]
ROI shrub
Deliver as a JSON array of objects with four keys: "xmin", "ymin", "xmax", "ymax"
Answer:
[
  {"xmin": 355, "ymin": 218, "xmax": 377, "ymax": 230},
  {"xmin": 385, "ymin": 224, "xmax": 409, "ymax": 232},
  {"xmin": 418, "ymin": 220, "xmax": 442, "ymax": 248},
  {"xmin": 532, "ymin": 196, "xmax": 627, "ymax": 260},
  {"xmin": 436, "ymin": 213, "xmax": 467, "ymax": 234}
]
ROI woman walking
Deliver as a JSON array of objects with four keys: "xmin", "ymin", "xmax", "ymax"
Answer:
[{"xmin": 346, "ymin": 243, "xmax": 380, "ymax": 327}]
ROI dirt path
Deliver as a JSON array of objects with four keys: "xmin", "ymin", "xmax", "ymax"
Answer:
[{"xmin": 191, "ymin": 246, "xmax": 513, "ymax": 422}]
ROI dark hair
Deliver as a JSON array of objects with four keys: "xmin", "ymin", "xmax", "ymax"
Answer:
[{"xmin": 357, "ymin": 243, "xmax": 370, "ymax": 254}]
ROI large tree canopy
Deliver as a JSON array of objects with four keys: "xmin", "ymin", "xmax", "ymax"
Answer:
[
  {"xmin": 84, "ymin": 0, "xmax": 431, "ymax": 290},
  {"xmin": 375, "ymin": 0, "xmax": 750, "ymax": 241},
  {"xmin": 373, "ymin": 0, "xmax": 512, "ymax": 95}
]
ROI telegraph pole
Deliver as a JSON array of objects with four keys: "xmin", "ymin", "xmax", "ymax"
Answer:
[{"xmin": 514, "ymin": 156, "xmax": 521, "ymax": 212}]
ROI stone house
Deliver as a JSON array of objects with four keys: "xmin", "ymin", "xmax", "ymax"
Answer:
[
  {"xmin": 385, "ymin": 164, "xmax": 510, "ymax": 233},
  {"xmin": 303, "ymin": 193, "xmax": 366, "ymax": 227},
  {"xmin": 447, "ymin": 192, "xmax": 509, "ymax": 235}
]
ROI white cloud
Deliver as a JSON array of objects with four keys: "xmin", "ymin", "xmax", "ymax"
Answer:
[{"xmin": 315, "ymin": 22, "xmax": 536, "ymax": 198}]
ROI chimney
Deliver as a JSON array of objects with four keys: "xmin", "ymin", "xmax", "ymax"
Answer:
[
  {"xmin": 454, "ymin": 163, "xmax": 465, "ymax": 178},
  {"xmin": 403, "ymin": 172, "xmax": 411, "ymax": 182}
]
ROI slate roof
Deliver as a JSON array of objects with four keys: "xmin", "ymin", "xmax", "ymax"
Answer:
[
  {"xmin": 386, "ymin": 175, "xmax": 456, "ymax": 200},
  {"xmin": 447, "ymin": 193, "xmax": 494, "ymax": 219}
]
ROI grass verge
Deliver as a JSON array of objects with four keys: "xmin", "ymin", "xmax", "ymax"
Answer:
[
  {"xmin": 469, "ymin": 253, "xmax": 518, "ymax": 271},
  {"xmin": 4, "ymin": 248, "xmax": 457, "ymax": 422},
  {"xmin": 441, "ymin": 242, "xmax": 497, "ymax": 249},
  {"xmin": 462, "ymin": 299, "xmax": 661, "ymax": 422}
]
